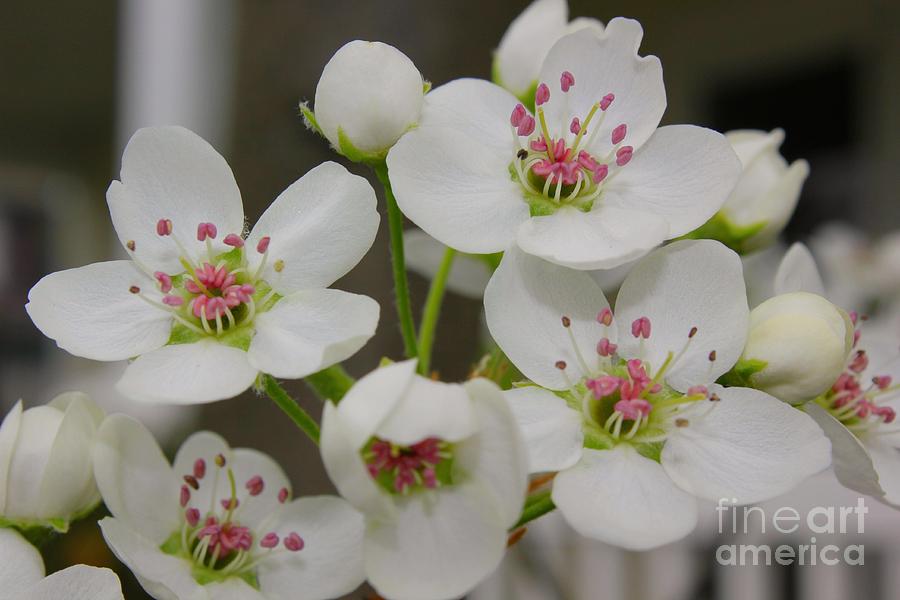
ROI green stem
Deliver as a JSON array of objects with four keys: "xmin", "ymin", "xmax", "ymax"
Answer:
[
  {"xmin": 304, "ymin": 364, "xmax": 355, "ymax": 403},
  {"xmin": 263, "ymin": 375, "xmax": 320, "ymax": 445},
  {"xmin": 513, "ymin": 490, "xmax": 556, "ymax": 529},
  {"xmin": 374, "ymin": 163, "xmax": 418, "ymax": 359},
  {"xmin": 417, "ymin": 247, "xmax": 456, "ymax": 375}
]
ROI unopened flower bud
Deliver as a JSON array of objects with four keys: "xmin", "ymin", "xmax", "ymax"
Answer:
[
  {"xmin": 311, "ymin": 40, "xmax": 424, "ymax": 159},
  {"xmin": 740, "ymin": 292, "xmax": 853, "ymax": 402},
  {"xmin": 0, "ymin": 393, "xmax": 105, "ymax": 528}
]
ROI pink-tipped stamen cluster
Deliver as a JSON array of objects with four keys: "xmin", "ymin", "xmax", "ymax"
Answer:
[
  {"xmin": 508, "ymin": 70, "xmax": 634, "ymax": 207},
  {"xmin": 126, "ymin": 219, "xmax": 280, "ymax": 337},
  {"xmin": 557, "ymin": 310, "xmax": 718, "ymax": 442},
  {"xmin": 364, "ymin": 437, "xmax": 451, "ymax": 494},
  {"xmin": 821, "ymin": 313, "xmax": 899, "ymax": 431},
  {"xmin": 175, "ymin": 452, "xmax": 301, "ymax": 577}
]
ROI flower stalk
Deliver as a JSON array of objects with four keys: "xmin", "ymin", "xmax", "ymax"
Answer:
[
  {"xmin": 304, "ymin": 364, "xmax": 356, "ymax": 403},
  {"xmin": 374, "ymin": 162, "xmax": 419, "ymax": 359},
  {"xmin": 513, "ymin": 489, "xmax": 556, "ymax": 529},
  {"xmin": 262, "ymin": 375, "xmax": 320, "ymax": 445},
  {"xmin": 417, "ymin": 247, "xmax": 456, "ymax": 375}
]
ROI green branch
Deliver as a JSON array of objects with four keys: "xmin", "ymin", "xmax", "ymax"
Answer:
[
  {"xmin": 513, "ymin": 490, "xmax": 556, "ymax": 529},
  {"xmin": 263, "ymin": 375, "xmax": 320, "ymax": 445},
  {"xmin": 374, "ymin": 163, "xmax": 418, "ymax": 359},
  {"xmin": 417, "ymin": 248, "xmax": 456, "ymax": 375}
]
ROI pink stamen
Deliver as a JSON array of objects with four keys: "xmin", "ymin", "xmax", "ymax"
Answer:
[
  {"xmin": 194, "ymin": 459, "xmax": 206, "ymax": 479},
  {"xmin": 517, "ymin": 115, "xmax": 536, "ymax": 136},
  {"xmin": 597, "ymin": 307, "xmax": 613, "ymax": 326},
  {"xmin": 631, "ymin": 316, "xmax": 651, "ymax": 339},
  {"xmin": 611, "ymin": 124, "xmax": 627, "ymax": 145},
  {"xmin": 592, "ymin": 164, "xmax": 609, "ymax": 183},
  {"xmin": 560, "ymin": 70, "xmax": 575, "ymax": 92},
  {"xmin": 616, "ymin": 146, "xmax": 633, "ymax": 166},
  {"xmin": 245, "ymin": 475, "xmax": 264, "ymax": 497},
  {"xmin": 530, "ymin": 136, "xmax": 548, "ymax": 152},
  {"xmin": 156, "ymin": 219, "xmax": 173, "ymax": 236},
  {"xmin": 154, "ymin": 272, "xmax": 173, "ymax": 293},
  {"xmin": 260, "ymin": 533, "xmax": 279, "ymax": 549},
  {"xmin": 510, "ymin": 103, "xmax": 526, "ymax": 127},
  {"xmin": 256, "ymin": 236, "xmax": 271, "ymax": 254},
  {"xmin": 535, "ymin": 83, "xmax": 550, "ymax": 106},
  {"xmin": 284, "ymin": 532, "xmax": 304, "ymax": 552},
  {"xmin": 185, "ymin": 508, "xmax": 200, "ymax": 527},
  {"xmin": 223, "ymin": 233, "xmax": 244, "ymax": 248},
  {"xmin": 687, "ymin": 385, "xmax": 709, "ymax": 397},
  {"xmin": 163, "ymin": 295, "xmax": 184, "ymax": 307},
  {"xmin": 599, "ymin": 93, "xmax": 615, "ymax": 111},
  {"xmin": 570, "ymin": 117, "xmax": 581, "ymax": 134},
  {"xmin": 874, "ymin": 375, "xmax": 893, "ymax": 390},
  {"xmin": 221, "ymin": 498, "xmax": 239, "ymax": 511},
  {"xmin": 849, "ymin": 350, "xmax": 868, "ymax": 374},
  {"xmin": 278, "ymin": 488, "xmax": 289, "ymax": 503},
  {"xmin": 586, "ymin": 375, "xmax": 622, "ymax": 399},
  {"xmin": 180, "ymin": 485, "xmax": 190, "ymax": 507},
  {"xmin": 615, "ymin": 397, "xmax": 652, "ymax": 420},
  {"xmin": 596, "ymin": 337, "xmax": 617, "ymax": 357},
  {"xmin": 197, "ymin": 222, "xmax": 218, "ymax": 241}
]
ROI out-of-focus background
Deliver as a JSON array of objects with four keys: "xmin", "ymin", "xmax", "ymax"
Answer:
[{"xmin": 1, "ymin": 1, "xmax": 898, "ymax": 598}]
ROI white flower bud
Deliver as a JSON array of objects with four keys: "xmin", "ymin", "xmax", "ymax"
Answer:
[
  {"xmin": 0, "ymin": 393, "xmax": 105, "ymax": 529},
  {"xmin": 741, "ymin": 292, "xmax": 853, "ymax": 402},
  {"xmin": 311, "ymin": 40, "xmax": 424, "ymax": 159},
  {"xmin": 717, "ymin": 129, "xmax": 809, "ymax": 251}
]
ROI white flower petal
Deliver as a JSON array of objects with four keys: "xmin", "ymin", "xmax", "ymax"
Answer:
[
  {"xmin": 37, "ymin": 394, "xmax": 102, "ymax": 519},
  {"xmin": 248, "ymin": 289, "xmax": 379, "ymax": 379},
  {"xmin": 539, "ymin": 19, "xmax": 664, "ymax": 153},
  {"xmin": 404, "ymin": 229, "xmax": 492, "ymax": 299},
  {"xmin": 726, "ymin": 129, "xmax": 784, "ymax": 166},
  {"xmin": 25, "ymin": 261, "xmax": 171, "ymax": 362},
  {"xmin": 203, "ymin": 579, "xmax": 266, "ymax": 600},
  {"xmin": 0, "ymin": 528, "xmax": 45, "ymax": 595},
  {"xmin": 387, "ymin": 79, "xmax": 529, "ymax": 254},
  {"xmin": 774, "ymin": 242, "xmax": 826, "ymax": 296},
  {"xmin": 335, "ymin": 359, "xmax": 418, "ymax": 448},
  {"xmin": 552, "ymin": 446, "xmax": 699, "ymax": 550},
  {"xmin": 494, "ymin": 0, "xmax": 569, "ymax": 98},
  {"xmin": 93, "ymin": 415, "xmax": 181, "ymax": 543},
  {"xmin": 484, "ymin": 247, "xmax": 612, "ymax": 390},
  {"xmin": 246, "ymin": 162, "xmax": 379, "ymax": 294},
  {"xmin": 804, "ymin": 403, "xmax": 886, "ymax": 503},
  {"xmin": 172, "ymin": 431, "xmax": 231, "ymax": 519},
  {"xmin": 28, "ymin": 566, "xmax": 124, "ymax": 600},
  {"xmin": 662, "ymin": 386, "xmax": 832, "ymax": 504},
  {"xmin": 503, "ymin": 386, "xmax": 583, "ymax": 473},
  {"xmin": 257, "ymin": 496, "xmax": 365, "ymax": 600},
  {"xmin": 603, "ymin": 125, "xmax": 742, "ymax": 237},
  {"xmin": 0, "ymin": 400, "xmax": 24, "ymax": 515},
  {"xmin": 227, "ymin": 448, "xmax": 292, "ymax": 528},
  {"xmin": 116, "ymin": 341, "xmax": 258, "ymax": 405},
  {"xmin": 4, "ymin": 406, "xmax": 63, "ymax": 519},
  {"xmin": 457, "ymin": 378, "xmax": 529, "ymax": 526},
  {"xmin": 375, "ymin": 377, "xmax": 478, "ymax": 445},
  {"xmin": 108, "ymin": 126, "xmax": 244, "ymax": 273},
  {"xmin": 98, "ymin": 517, "xmax": 203, "ymax": 600},
  {"xmin": 320, "ymin": 402, "xmax": 395, "ymax": 519},
  {"xmin": 365, "ymin": 483, "xmax": 508, "ymax": 600},
  {"xmin": 866, "ymin": 442, "xmax": 900, "ymax": 507},
  {"xmin": 614, "ymin": 240, "xmax": 749, "ymax": 391},
  {"xmin": 516, "ymin": 205, "xmax": 668, "ymax": 270}
]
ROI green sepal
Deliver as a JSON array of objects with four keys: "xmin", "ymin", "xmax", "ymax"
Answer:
[
  {"xmin": 299, "ymin": 101, "xmax": 323, "ymax": 136},
  {"xmin": 682, "ymin": 212, "xmax": 767, "ymax": 254},
  {"xmin": 336, "ymin": 127, "xmax": 389, "ymax": 166},
  {"xmin": 718, "ymin": 357, "xmax": 768, "ymax": 388},
  {"xmin": 422, "ymin": 80, "xmax": 432, "ymax": 94},
  {"xmin": 634, "ymin": 441, "xmax": 664, "ymax": 463},
  {"xmin": 582, "ymin": 425, "xmax": 615, "ymax": 451}
]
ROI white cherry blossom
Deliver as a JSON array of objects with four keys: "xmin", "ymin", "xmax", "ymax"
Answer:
[
  {"xmin": 93, "ymin": 415, "xmax": 365, "ymax": 599},
  {"xmin": 27, "ymin": 126, "xmax": 380, "ymax": 405},
  {"xmin": 388, "ymin": 19, "xmax": 741, "ymax": 270},
  {"xmin": 320, "ymin": 360, "xmax": 528, "ymax": 600},
  {"xmin": 485, "ymin": 240, "xmax": 830, "ymax": 549}
]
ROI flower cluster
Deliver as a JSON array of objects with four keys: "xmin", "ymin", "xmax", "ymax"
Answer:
[{"xmin": 4, "ymin": 0, "xmax": 898, "ymax": 599}]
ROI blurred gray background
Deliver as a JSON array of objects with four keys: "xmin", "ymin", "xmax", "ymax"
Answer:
[{"xmin": 1, "ymin": 1, "xmax": 898, "ymax": 598}]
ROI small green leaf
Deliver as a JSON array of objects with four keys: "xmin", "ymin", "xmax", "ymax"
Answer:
[
  {"xmin": 336, "ymin": 127, "xmax": 388, "ymax": 165},
  {"xmin": 299, "ymin": 101, "xmax": 323, "ymax": 136}
]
